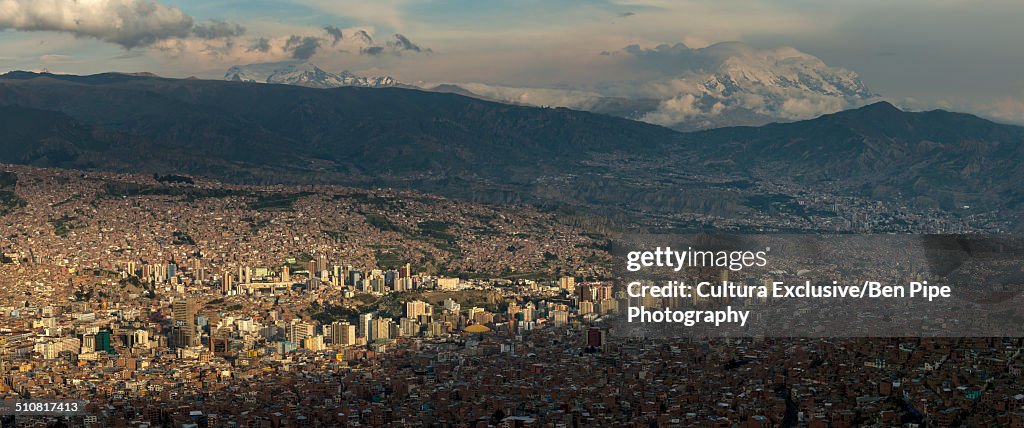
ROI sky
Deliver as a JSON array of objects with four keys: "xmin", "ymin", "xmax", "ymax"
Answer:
[{"xmin": 1, "ymin": 0, "xmax": 1023, "ymax": 123}]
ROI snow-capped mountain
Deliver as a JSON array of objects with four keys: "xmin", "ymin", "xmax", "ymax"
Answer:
[
  {"xmin": 225, "ymin": 61, "xmax": 399, "ymax": 89},
  {"xmin": 225, "ymin": 42, "xmax": 878, "ymax": 130},
  {"xmin": 426, "ymin": 42, "xmax": 878, "ymax": 130},
  {"xmin": 634, "ymin": 42, "xmax": 877, "ymax": 129}
]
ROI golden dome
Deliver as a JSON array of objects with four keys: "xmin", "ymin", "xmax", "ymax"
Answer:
[{"xmin": 464, "ymin": 324, "xmax": 491, "ymax": 333}]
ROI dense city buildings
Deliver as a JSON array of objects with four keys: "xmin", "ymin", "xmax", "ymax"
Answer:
[{"xmin": 1, "ymin": 165, "xmax": 1022, "ymax": 427}]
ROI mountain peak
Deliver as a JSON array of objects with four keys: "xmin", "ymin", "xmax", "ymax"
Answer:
[
  {"xmin": 622, "ymin": 42, "xmax": 879, "ymax": 130},
  {"xmin": 857, "ymin": 101, "xmax": 902, "ymax": 113},
  {"xmin": 224, "ymin": 61, "xmax": 400, "ymax": 89}
]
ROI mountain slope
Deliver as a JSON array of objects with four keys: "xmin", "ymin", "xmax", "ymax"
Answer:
[
  {"xmin": 0, "ymin": 72, "xmax": 1022, "ymax": 221},
  {"xmin": 0, "ymin": 105, "xmax": 110, "ymax": 166},
  {"xmin": 0, "ymin": 71, "xmax": 678, "ymax": 183},
  {"xmin": 687, "ymin": 101, "xmax": 1024, "ymax": 209}
]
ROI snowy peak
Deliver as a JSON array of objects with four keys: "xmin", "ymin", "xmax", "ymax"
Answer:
[
  {"xmin": 706, "ymin": 47, "xmax": 871, "ymax": 99},
  {"xmin": 223, "ymin": 43, "xmax": 878, "ymax": 130},
  {"xmin": 225, "ymin": 61, "xmax": 400, "ymax": 89},
  {"xmin": 627, "ymin": 43, "xmax": 878, "ymax": 129}
]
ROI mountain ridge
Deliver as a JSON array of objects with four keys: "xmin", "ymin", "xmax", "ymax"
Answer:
[
  {"xmin": 225, "ymin": 61, "xmax": 401, "ymax": 89},
  {"xmin": 1, "ymin": 72, "xmax": 1021, "ymax": 223},
  {"xmin": 221, "ymin": 41, "xmax": 878, "ymax": 131}
]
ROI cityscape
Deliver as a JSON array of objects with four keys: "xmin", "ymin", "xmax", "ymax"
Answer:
[
  {"xmin": 1, "ymin": 165, "xmax": 1023, "ymax": 427},
  {"xmin": 2, "ymin": 0, "xmax": 1024, "ymax": 426}
]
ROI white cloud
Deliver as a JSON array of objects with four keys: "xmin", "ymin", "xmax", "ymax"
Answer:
[
  {"xmin": 609, "ymin": 41, "xmax": 877, "ymax": 126},
  {"xmin": 0, "ymin": 0, "xmax": 243, "ymax": 49},
  {"xmin": 984, "ymin": 97, "xmax": 1024, "ymax": 124},
  {"xmin": 778, "ymin": 96, "xmax": 846, "ymax": 119},
  {"xmin": 138, "ymin": 26, "xmax": 406, "ymax": 76},
  {"xmin": 451, "ymin": 83, "xmax": 604, "ymax": 109},
  {"xmin": 640, "ymin": 94, "xmax": 702, "ymax": 125}
]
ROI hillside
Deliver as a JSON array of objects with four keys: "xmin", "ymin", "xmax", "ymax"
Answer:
[
  {"xmin": 0, "ymin": 71, "xmax": 678, "ymax": 184},
  {"xmin": 1, "ymin": 72, "xmax": 1022, "ymax": 228},
  {"xmin": 686, "ymin": 102, "xmax": 1024, "ymax": 210}
]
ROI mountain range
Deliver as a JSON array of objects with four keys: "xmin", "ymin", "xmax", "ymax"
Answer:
[
  {"xmin": 224, "ymin": 42, "xmax": 878, "ymax": 131},
  {"xmin": 0, "ymin": 71, "xmax": 1021, "ymax": 228},
  {"xmin": 225, "ymin": 61, "xmax": 401, "ymax": 89}
]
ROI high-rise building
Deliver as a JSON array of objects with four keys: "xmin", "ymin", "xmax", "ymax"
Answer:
[
  {"xmin": 437, "ymin": 277, "xmax": 460, "ymax": 290},
  {"xmin": 442, "ymin": 299, "xmax": 461, "ymax": 314},
  {"xmin": 328, "ymin": 321, "xmax": 356, "ymax": 346},
  {"xmin": 396, "ymin": 277, "xmax": 414, "ymax": 292},
  {"xmin": 406, "ymin": 300, "xmax": 431, "ymax": 319},
  {"xmin": 552, "ymin": 310, "xmax": 569, "ymax": 327},
  {"xmin": 132, "ymin": 330, "xmax": 149, "ymax": 349},
  {"xmin": 288, "ymin": 321, "xmax": 314, "ymax": 344},
  {"xmin": 580, "ymin": 300, "xmax": 595, "ymax": 315},
  {"xmin": 81, "ymin": 333, "xmax": 96, "ymax": 353},
  {"xmin": 171, "ymin": 299, "xmax": 198, "ymax": 348},
  {"xmin": 559, "ymin": 276, "xmax": 576, "ymax": 293},
  {"xmin": 578, "ymin": 283, "xmax": 594, "ymax": 302},
  {"xmin": 221, "ymin": 272, "xmax": 233, "ymax": 294},
  {"xmin": 359, "ymin": 313, "xmax": 373, "ymax": 339},
  {"xmin": 521, "ymin": 303, "xmax": 535, "ymax": 323},
  {"xmin": 400, "ymin": 317, "xmax": 420, "ymax": 337},
  {"xmin": 586, "ymin": 327, "xmax": 605, "ymax": 350},
  {"xmin": 302, "ymin": 335, "xmax": 325, "ymax": 351},
  {"xmin": 372, "ymin": 318, "xmax": 393, "ymax": 340},
  {"xmin": 340, "ymin": 322, "xmax": 356, "ymax": 345},
  {"xmin": 96, "ymin": 328, "xmax": 115, "ymax": 354}
]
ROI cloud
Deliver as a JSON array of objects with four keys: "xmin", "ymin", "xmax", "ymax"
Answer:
[
  {"xmin": 284, "ymin": 35, "xmax": 321, "ymax": 60},
  {"xmin": 354, "ymin": 33, "xmax": 430, "ymax": 56},
  {"xmin": 444, "ymin": 82, "xmax": 604, "ymax": 110},
  {"xmin": 598, "ymin": 41, "xmax": 876, "ymax": 126},
  {"xmin": 956, "ymin": 95, "xmax": 1024, "ymax": 125},
  {"xmin": 0, "ymin": 0, "xmax": 243, "ymax": 49},
  {"xmin": 360, "ymin": 46, "xmax": 384, "ymax": 56},
  {"xmin": 386, "ymin": 33, "xmax": 430, "ymax": 53},
  {"xmin": 616, "ymin": 42, "xmax": 746, "ymax": 76},
  {"xmin": 640, "ymin": 94, "xmax": 702, "ymax": 125},
  {"xmin": 192, "ymin": 19, "xmax": 245, "ymax": 40},
  {"xmin": 323, "ymin": 25, "xmax": 343, "ymax": 46},
  {"xmin": 351, "ymin": 30, "xmax": 373, "ymax": 45},
  {"xmin": 249, "ymin": 37, "xmax": 271, "ymax": 53}
]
